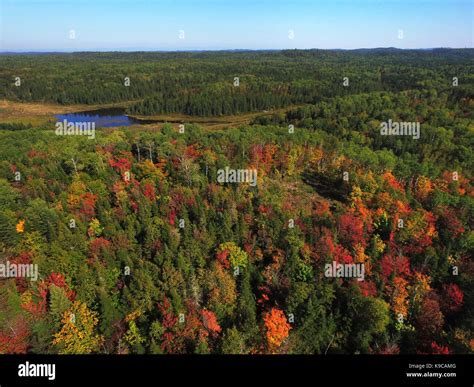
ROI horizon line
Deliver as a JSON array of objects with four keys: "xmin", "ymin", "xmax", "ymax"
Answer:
[{"xmin": 1, "ymin": 46, "xmax": 473, "ymax": 54}]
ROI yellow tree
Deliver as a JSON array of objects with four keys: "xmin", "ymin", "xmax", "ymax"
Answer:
[
  {"xmin": 216, "ymin": 242, "xmax": 248, "ymax": 270},
  {"xmin": 416, "ymin": 176, "xmax": 433, "ymax": 202},
  {"xmin": 391, "ymin": 277, "xmax": 409, "ymax": 322},
  {"xmin": 16, "ymin": 220, "xmax": 25, "ymax": 233},
  {"xmin": 124, "ymin": 310, "xmax": 144, "ymax": 347},
  {"xmin": 53, "ymin": 300, "xmax": 103, "ymax": 354}
]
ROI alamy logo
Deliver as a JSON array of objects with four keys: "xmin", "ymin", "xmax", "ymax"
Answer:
[
  {"xmin": 325, "ymin": 261, "xmax": 365, "ymax": 282},
  {"xmin": 18, "ymin": 362, "xmax": 55, "ymax": 381},
  {"xmin": 55, "ymin": 119, "xmax": 95, "ymax": 139},
  {"xmin": 0, "ymin": 261, "xmax": 38, "ymax": 281},
  {"xmin": 217, "ymin": 167, "xmax": 257, "ymax": 187},
  {"xmin": 380, "ymin": 119, "xmax": 420, "ymax": 139}
]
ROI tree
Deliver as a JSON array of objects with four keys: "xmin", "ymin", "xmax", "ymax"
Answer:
[
  {"xmin": 49, "ymin": 284, "xmax": 72, "ymax": 322},
  {"xmin": 221, "ymin": 327, "xmax": 246, "ymax": 354},
  {"xmin": 354, "ymin": 298, "xmax": 390, "ymax": 351},
  {"xmin": 216, "ymin": 242, "xmax": 248, "ymax": 270},
  {"xmin": 53, "ymin": 300, "xmax": 104, "ymax": 354},
  {"xmin": 0, "ymin": 316, "xmax": 30, "ymax": 354},
  {"xmin": 124, "ymin": 318, "xmax": 145, "ymax": 348},
  {"xmin": 16, "ymin": 219, "xmax": 25, "ymax": 233},
  {"xmin": 390, "ymin": 277, "xmax": 409, "ymax": 321},
  {"xmin": 293, "ymin": 292, "xmax": 335, "ymax": 354},
  {"xmin": 204, "ymin": 262, "xmax": 237, "ymax": 320},
  {"xmin": 263, "ymin": 308, "xmax": 291, "ymax": 349},
  {"xmin": 338, "ymin": 212, "xmax": 367, "ymax": 248},
  {"xmin": 440, "ymin": 284, "xmax": 463, "ymax": 314},
  {"xmin": 415, "ymin": 295, "xmax": 444, "ymax": 347}
]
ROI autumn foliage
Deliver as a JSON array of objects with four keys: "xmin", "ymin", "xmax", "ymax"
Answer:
[{"xmin": 263, "ymin": 308, "xmax": 291, "ymax": 349}]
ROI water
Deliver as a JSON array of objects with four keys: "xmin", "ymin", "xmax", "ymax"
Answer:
[{"xmin": 55, "ymin": 107, "xmax": 156, "ymax": 127}]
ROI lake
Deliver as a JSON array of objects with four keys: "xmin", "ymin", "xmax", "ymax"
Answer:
[{"xmin": 55, "ymin": 107, "xmax": 157, "ymax": 127}]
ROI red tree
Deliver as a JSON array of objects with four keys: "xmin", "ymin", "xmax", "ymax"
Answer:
[
  {"xmin": 0, "ymin": 316, "xmax": 30, "ymax": 354},
  {"xmin": 440, "ymin": 284, "xmax": 463, "ymax": 314},
  {"xmin": 338, "ymin": 212, "xmax": 366, "ymax": 248},
  {"xmin": 201, "ymin": 310, "xmax": 221, "ymax": 335}
]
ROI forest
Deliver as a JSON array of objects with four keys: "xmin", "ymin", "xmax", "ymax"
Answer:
[
  {"xmin": 0, "ymin": 49, "xmax": 472, "ymax": 355},
  {"xmin": 1, "ymin": 49, "xmax": 473, "ymax": 116}
]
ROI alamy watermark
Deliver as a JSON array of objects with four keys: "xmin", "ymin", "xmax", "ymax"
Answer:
[
  {"xmin": 217, "ymin": 167, "xmax": 257, "ymax": 187},
  {"xmin": 380, "ymin": 119, "xmax": 420, "ymax": 140},
  {"xmin": 0, "ymin": 261, "xmax": 38, "ymax": 281},
  {"xmin": 325, "ymin": 261, "xmax": 365, "ymax": 282},
  {"xmin": 18, "ymin": 362, "xmax": 55, "ymax": 381},
  {"xmin": 55, "ymin": 119, "xmax": 95, "ymax": 139}
]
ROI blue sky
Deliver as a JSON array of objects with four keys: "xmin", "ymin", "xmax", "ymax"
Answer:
[{"xmin": 1, "ymin": 0, "xmax": 472, "ymax": 51}]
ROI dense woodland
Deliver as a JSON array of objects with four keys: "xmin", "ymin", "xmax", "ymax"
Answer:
[
  {"xmin": 1, "ymin": 49, "xmax": 473, "ymax": 116},
  {"xmin": 0, "ymin": 49, "xmax": 472, "ymax": 354}
]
